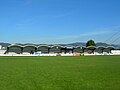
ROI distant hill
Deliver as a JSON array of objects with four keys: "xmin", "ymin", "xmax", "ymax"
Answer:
[
  {"xmin": 68, "ymin": 42, "xmax": 86, "ymax": 46},
  {"xmin": 0, "ymin": 43, "xmax": 11, "ymax": 47},
  {"xmin": 69, "ymin": 42, "xmax": 120, "ymax": 49},
  {"xmin": 0, "ymin": 42, "xmax": 120, "ymax": 49}
]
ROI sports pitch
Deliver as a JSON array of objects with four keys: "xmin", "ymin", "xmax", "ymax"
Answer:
[{"xmin": 0, "ymin": 56, "xmax": 120, "ymax": 90}]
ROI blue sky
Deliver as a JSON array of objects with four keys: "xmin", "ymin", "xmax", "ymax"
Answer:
[{"xmin": 0, "ymin": 0, "xmax": 120, "ymax": 44}]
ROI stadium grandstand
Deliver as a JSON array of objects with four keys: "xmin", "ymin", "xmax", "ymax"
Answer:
[{"xmin": 0, "ymin": 44, "xmax": 119, "ymax": 56}]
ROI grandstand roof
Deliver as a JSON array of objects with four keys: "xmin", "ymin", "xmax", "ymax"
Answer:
[
  {"xmin": 97, "ymin": 46, "xmax": 106, "ymax": 49},
  {"xmin": 37, "ymin": 45, "xmax": 51, "ymax": 48},
  {"xmin": 23, "ymin": 45, "xmax": 37, "ymax": 48},
  {"xmin": 8, "ymin": 45, "xmax": 23, "ymax": 48},
  {"xmin": 106, "ymin": 46, "xmax": 114, "ymax": 49},
  {"xmin": 51, "ymin": 45, "xmax": 65, "ymax": 48},
  {"xmin": 7, "ymin": 45, "xmax": 115, "ymax": 50},
  {"xmin": 86, "ymin": 46, "xmax": 96, "ymax": 50}
]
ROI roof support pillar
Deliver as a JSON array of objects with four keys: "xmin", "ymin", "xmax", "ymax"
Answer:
[
  {"xmin": 82, "ymin": 48, "xmax": 85, "ymax": 53},
  {"xmin": 101, "ymin": 49, "xmax": 104, "ymax": 53},
  {"xmin": 60, "ymin": 49, "xmax": 62, "ymax": 53},
  {"xmin": 5, "ymin": 47, "xmax": 9, "ymax": 54},
  {"xmin": 92, "ymin": 49, "xmax": 96, "ymax": 53},
  {"xmin": 21, "ymin": 47, "xmax": 23, "ymax": 54},
  {"xmin": 48, "ymin": 48, "xmax": 50, "ymax": 54},
  {"xmin": 35, "ymin": 47, "xmax": 37, "ymax": 52},
  {"xmin": 110, "ymin": 49, "xmax": 112, "ymax": 53},
  {"xmin": 72, "ymin": 49, "xmax": 74, "ymax": 53}
]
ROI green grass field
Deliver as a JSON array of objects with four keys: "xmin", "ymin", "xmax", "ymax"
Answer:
[{"xmin": 0, "ymin": 56, "xmax": 120, "ymax": 90}]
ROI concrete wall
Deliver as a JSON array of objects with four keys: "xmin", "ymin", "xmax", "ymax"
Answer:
[{"xmin": 0, "ymin": 45, "xmax": 2, "ymax": 50}]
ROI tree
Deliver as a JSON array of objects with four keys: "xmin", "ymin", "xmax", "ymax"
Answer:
[{"xmin": 86, "ymin": 40, "xmax": 96, "ymax": 47}]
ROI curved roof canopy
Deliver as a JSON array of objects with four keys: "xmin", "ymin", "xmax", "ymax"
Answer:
[
  {"xmin": 106, "ymin": 46, "xmax": 114, "ymax": 50},
  {"xmin": 8, "ymin": 45, "xmax": 114, "ymax": 50},
  {"xmin": 51, "ymin": 45, "xmax": 65, "ymax": 48},
  {"xmin": 75, "ymin": 46, "xmax": 81, "ymax": 48},
  {"xmin": 65, "ymin": 45, "xmax": 75, "ymax": 49},
  {"xmin": 8, "ymin": 45, "xmax": 23, "ymax": 48},
  {"xmin": 37, "ymin": 45, "xmax": 51, "ymax": 48},
  {"xmin": 81, "ymin": 46, "xmax": 87, "ymax": 49},
  {"xmin": 97, "ymin": 46, "xmax": 106, "ymax": 49},
  {"xmin": 23, "ymin": 45, "xmax": 37, "ymax": 48},
  {"xmin": 87, "ymin": 46, "xmax": 96, "ymax": 50}
]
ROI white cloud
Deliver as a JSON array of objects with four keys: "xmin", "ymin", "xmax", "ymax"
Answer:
[
  {"xmin": 13, "ymin": 30, "xmax": 113, "ymax": 44},
  {"xmin": 80, "ymin": 30, "xmax": 113, "ymax": 36},
  {"xmin": 8, "ymin": 26, "xmax": 120, "ymax": 44}
]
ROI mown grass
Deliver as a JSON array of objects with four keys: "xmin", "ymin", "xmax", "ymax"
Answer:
[{"xmin": 0, "ymin": 56, "xmax": 120, "ymax": 90}]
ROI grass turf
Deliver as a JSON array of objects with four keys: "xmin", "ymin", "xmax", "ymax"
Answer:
[{"xmin": 0, "ymin": 56, "xmax": 120, "ymax": 90}]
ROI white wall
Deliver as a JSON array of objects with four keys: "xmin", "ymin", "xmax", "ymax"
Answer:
[
  {"xmin": 0, "ymin": 50, "xmax": 6, "ymax": 55},
  {"xmin": 111, "ymin": 50, "xmax": 120, "ymax": 55},
  {"xmin": 0, "ymin": 45, "xmax": 2, "ymax": 50}
]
